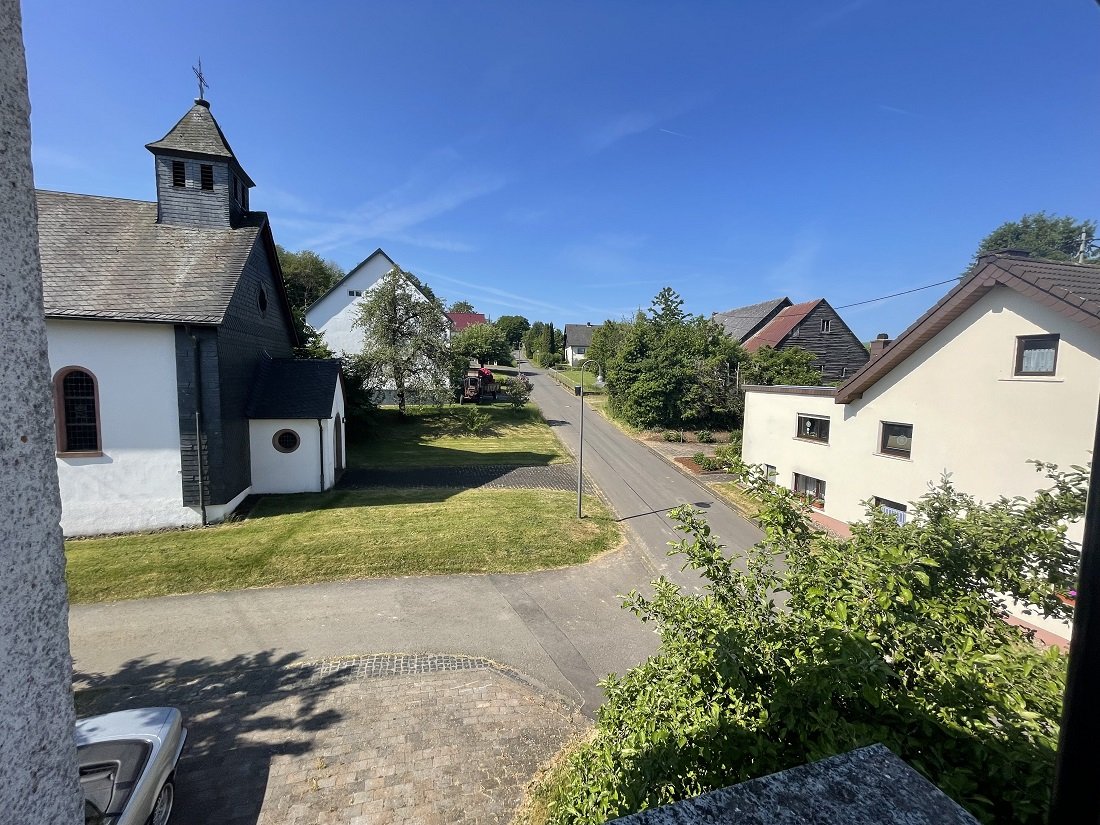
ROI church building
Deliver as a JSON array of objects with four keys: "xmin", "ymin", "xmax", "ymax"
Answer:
[{"xmin": 39, "ymin": 96, "xmax": 345, "ymax": 536}]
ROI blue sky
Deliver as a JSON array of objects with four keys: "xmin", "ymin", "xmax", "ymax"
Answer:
[{"xmin": 22, "ymin": 1, "xmax": 1099, "ymax": 340}]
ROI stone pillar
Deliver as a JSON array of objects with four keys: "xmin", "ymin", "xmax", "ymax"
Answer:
[{"xmin": 0, "ymin": 2, "xmax": 83, "ymax": 822}]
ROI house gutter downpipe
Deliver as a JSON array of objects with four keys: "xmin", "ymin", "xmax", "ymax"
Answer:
[{"xmin": 1049, "ymin": 391, "xmax": 1100, "ymax": 823}]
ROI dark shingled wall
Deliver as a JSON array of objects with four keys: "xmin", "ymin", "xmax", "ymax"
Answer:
[
  {"xmin": 154, "ymin": 155, "xmax": 238, "ymax": 229},
  {"xmin": 781, "ymin": 301, "xmax": 869, "ymax": 382},
  {"xmin": 175, "ymin": 236, "xmax": 295, "ymax": 507}
]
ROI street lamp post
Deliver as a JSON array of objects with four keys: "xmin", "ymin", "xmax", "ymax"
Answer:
[{"xmin": 577, "ymin": 359, "xmax": 603, "ymax": 519}]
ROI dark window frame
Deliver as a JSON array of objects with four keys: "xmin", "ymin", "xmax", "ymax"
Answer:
[
  {"xmin": 821, "ymin": 318, "xmax": 832, "ymax": 333},
  {"xmin": 874, "ymin": 496, "xmax": 908, "ymax": 525},
  {"xmin": 1014, "ymin": 334, "xmax": 1059, "ymax": 377},
  {"xmin": 792, "ymin": 472, "xmax": 826, "ymax": 503},
  {"xmin": 258, "ymin": 285, "xmax": 268, "ymax": 316},
  {"xmin": 200, "ymin": 164, "xmax": 214, "ymax": 191},
  {"xmin": 879, "ymin": 421, "xmax": 913, "ymax": 458},
  {"xmin": 53, "ymin": 366, "xmax": 103, "ymax": 457},
  {"xmin": 273, "ymin": 429, "xmax": 300, "ymax": 453},
  {"xmin": 796, "ymin": 414, "xmax": 830, "ymax": 443},
  {"xmin": 171, "ymin": 160, "xmax": 186, "ymax": 187}
]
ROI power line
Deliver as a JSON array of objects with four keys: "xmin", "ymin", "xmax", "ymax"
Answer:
[{"xmin": 836, "ymin": 277, "xmax": 961, "ymax": 310}]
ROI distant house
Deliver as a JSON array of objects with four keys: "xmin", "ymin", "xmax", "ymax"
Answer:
[
  {"xmin": 742, "ymin": 251, "xmax": 1100, "ymax": 542},
  {"xmin": 564, "ymin": 323, "xmax": 596, "ymax": 366},
  {"xmin": 41, "ymin": 97, "xmax": 345, "ymax": 536},
  {"xmin": 714, "ymin": 298, "xmax": 869, "ymax": 381},
  {"xmin": 304, "ymin": 247, "xmax": 402, "ymax": 355},
  {"xmin": 446, "ymin": 311, "xmax": 487, "ymax": 332}
]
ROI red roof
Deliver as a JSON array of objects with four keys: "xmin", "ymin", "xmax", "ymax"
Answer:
[
  {"xmin": 446, "ymin": 312, "xmax": 487, "ymax": 331},
  {"xmin": 742, "ymin": 299, "xmax": 822, "ymax": 353}
]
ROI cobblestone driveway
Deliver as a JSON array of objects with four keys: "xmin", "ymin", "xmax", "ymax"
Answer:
[{"xmin": 75, "ymin": 653, "xmax": 588, "ymax": 825}]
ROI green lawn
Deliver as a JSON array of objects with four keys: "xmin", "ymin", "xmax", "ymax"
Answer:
[
  {"xmin": 347, "ymin": 404, "xmax": 567, "ymax": 469},
  {"xmin": 66, "ymin": 488, "xmax": 620, "ymax": 603},
  {"xmin": 556, "ymin": 368, "xmax": 606, "ymax": 393}
]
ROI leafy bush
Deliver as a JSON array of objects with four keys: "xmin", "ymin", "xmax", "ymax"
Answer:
[
  {"xmin": 662, "ymin": 430, "xmax": 680, "ymax": 443},
  {"xmin": 541, "ymin": 462, "xmax": 1081, "ymax": 824},
  {"xmin": 503, "ymin": 375, "xmax": 533, "ymax": 411},
  {"xmin": 696, "ymin": 429, "xmax": 714, "ymax": 443},
  {"xmin": 691, "ymin": 452, "xmax": 725, "ymax": 472},
  {"xmin": 462, "ymin": 407, "xmax": 493, "ymax": 436}
]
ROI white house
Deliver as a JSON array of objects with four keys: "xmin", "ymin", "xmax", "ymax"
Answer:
[
  {"xmin": 742, "ymin": 250, "xmax": 1100, "ymax": 537},
  {"xmin": 564, "ymin": 323, "xmax": 595, "ymax": 366},
  {"xmin": 304, "ymin": 248, "xmax": 400, "ymax": 355},
  {"xmin": 40, "ymin": 97, "xmax": 346, "ymax": 536}
]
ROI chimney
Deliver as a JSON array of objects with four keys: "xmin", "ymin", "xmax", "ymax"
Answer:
[{"xmin": 869, "ymin": 333, "xmax": 891, "ymax": 360}]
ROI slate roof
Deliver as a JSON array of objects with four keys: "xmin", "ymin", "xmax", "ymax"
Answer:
[
  {"xmin": 564, "ymin": 324, "xmax": 596, "ymax": 349},
  {"xmin": 145, "ymin": 100, "xmax": 254, "ymax": 185},
  {"xmin": 37, "ymin": 190, "xmax": 266, "ymax": 324},
  {"xmin": 246, "ymin": 358, "xmax": 343, "ymax": 419},
  {"xmin": 446, "ymin": 312, "xmax": 486, "ymax": 331},
  {"xmin": 836, "ymin": 252, "xmax": 1100, "ymax": 404},
  {"xmin": 712, "ymin": 297, "xmax": 791, "ymax": 342},
  {"xmin": 743, "ymin": 299, "xmax": 823, "ymax": 353}
]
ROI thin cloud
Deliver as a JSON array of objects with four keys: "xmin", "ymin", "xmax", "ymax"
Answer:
[
  {"xmin": 767, "ymin": 231, "xmax": 822, "ymax": 298},
  {"xmin": 878, "ymin": 104, "xmax": 916, "ymax": 117},
  {"xmin": 584, "ymin": 111, "xmax": 659, "ymax": 153},
  {"xmin": 658, "ymin": 128, "xmax": 691, "ymax": 138}
]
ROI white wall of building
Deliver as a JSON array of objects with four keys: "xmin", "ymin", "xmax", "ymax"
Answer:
[
  {"xmin": 305, "ymin": 253, "xmax": 396, "ymax": 356},
  {"xmin": 565, "ymin": 346, "xmax": 587, "ymax": 366},
  {"xmin": 47, "ymin": 319, "xmax": 199, "ymax": 536},
  {"xmin": 248, "ymin": 380, "xmax": 344, "ymax": 494},
  {"xmin": 743, "ymin": 285, "xmax": 1100, "ymax": 533}
]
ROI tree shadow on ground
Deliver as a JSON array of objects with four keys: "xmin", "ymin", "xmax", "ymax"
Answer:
[{"xmin": 74, "ymin": 651, "xmax": 350, "ymax": 825}]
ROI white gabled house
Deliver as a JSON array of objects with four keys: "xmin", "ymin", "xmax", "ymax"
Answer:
[
  {"xmin": 742, "ymin": 250, "xmax": 1100, "ymax": 539},
  {"xmin": 304, "ymin": 248, "xmax": 401, "ymax": 355},
  {"xmin": 564, "ymin": 323, "xmax": 595, "ymax": 366}
]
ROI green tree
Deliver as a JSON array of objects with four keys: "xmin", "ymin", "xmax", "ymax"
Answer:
[
  {"xmin": 354, "ymin": 267, "xmax": 451, "ymax": 415},
  {"xmin": 650, "ymin": 286, "xmax": 686, "ymax": 327},
  {"xmin": 587, "ymin": 319, "xmax": 632, "ymax": 370},
  {"xmin": 974, "ymin": 212, "xmax": 1096, "ymax": 264},
  {"xmin": 544, "ymin": 462, "xmax": 1080, "ymax": 825},
  {"xmin": 502, "ymin": 374, "xmax": 533, "ymax": 411},
  {"xmin": 449, "ymin": 300, "xmax": 476, "ymax": 313},
  {"xmin": 495, "ymin": 315, "xmax": 531, "ymax": 348},
  {"xmin": 276, "ymin": 245, "xmax": 344, "ymax": 355},
  {"xmin": 740, "ymin": 345, "xmax": 823, "ymax": 387},
  {"xmin": 452, "ymin": 322, "xmax": 512, "ymax": 367}
]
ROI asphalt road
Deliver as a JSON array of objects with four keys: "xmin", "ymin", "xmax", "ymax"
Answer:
[{"xmin": 69, "ymin": 360, "xmax": 761, "ymax": 714}]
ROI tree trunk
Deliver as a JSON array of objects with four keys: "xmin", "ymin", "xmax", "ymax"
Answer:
[{"xmin": 395, "ymin": 370, "xmax": 406, "ymax": 416}]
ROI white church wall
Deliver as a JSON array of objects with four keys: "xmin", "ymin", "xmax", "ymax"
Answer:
[
  {"xmin": 321, "ymin": 381, "xmax": 347, "ymax": 489},
  {"xmin": 305, "ymin": 252, "xmax": 396, "ymax": 356},
  {"xmin": 249, "ymin": 419, "xmax": 324, "ymax": 494},
  {"xmin": 47, "ymin": 319, "xmax": 199, "ymax": 536}
]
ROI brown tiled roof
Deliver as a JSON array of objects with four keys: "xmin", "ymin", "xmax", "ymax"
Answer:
[
  {"xmin": 446, "ymin": 312, "xmax": 487, "ymax": 332},
  {"xmin": 246, "ymin": 358, "xmax": 343, "ymax": 419},
  {"xmin": 835, "ymin": 252, "xmax": 1100, "ymax": 404},
  {"xmin": 712, "ymin": 297, "xmax": 790, "ymax": 341},
  {"xmin": 564, "ymin": 323, "xmax": 596, "ymax": 348},
  {"xmin": 37, "ymin": 190, "xmax": 264, "ymax": 324},
  {"xmin": 743, "ymin": 299, "xmax": 822, "ymax": 353}
]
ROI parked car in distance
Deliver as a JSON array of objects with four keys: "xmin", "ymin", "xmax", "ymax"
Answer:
[{"xmin": 76, "ymin": 707, "xmax": 187, "ymax": 825}]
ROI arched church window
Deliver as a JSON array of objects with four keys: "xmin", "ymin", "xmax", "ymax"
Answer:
[{"xmin": 54, "ymin": 367, "xmax": 102, "ymax": 455}]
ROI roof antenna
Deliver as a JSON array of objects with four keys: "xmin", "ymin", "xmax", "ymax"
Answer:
[{"xmin": 192, "ymin": 58, "xmax": 209, "ymax": 103}]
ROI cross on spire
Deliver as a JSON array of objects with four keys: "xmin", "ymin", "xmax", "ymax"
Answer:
[{"xmin": 192, "ymin": 58, "xmax": 209, "ymax": 101}]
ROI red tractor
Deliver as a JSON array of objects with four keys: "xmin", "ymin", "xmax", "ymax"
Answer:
[{"xmin": 459, "ymin": 367, "xmax": 498, "ymax": 404}]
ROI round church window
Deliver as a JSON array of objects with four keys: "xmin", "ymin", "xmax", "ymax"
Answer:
[{"xmin": 273, "ymin": 429, "xmax": 300, "ymax": 453}]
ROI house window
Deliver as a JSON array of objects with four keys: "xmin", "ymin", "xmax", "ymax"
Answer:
[
  {"xmin": 200, "ymin": 164, "xmax": 214, "ymax": 190},
  {"xmin": 258, "ymin": 286, "xmax": 268, "ymax": 316},
  {"xmin": 821, "ymin": 319, "xmax": 832, "ymax": 333},
  {"xmin": 273, "ymin": 429, "xmax": 300, "ymax": 453},
  {"xmin": 880, "ymin": 422, "xmax": 913, "ymax": 458},
  {"xmin": 171, "ymin": 160, "xmax": 185, "ymax": 187},
  {"xmin": 348, "ymin": 290, "xmax": 363, "ymax": 297},
  {"xmin": 764, "ymin": 464, "xmax": 778, "ymax": 483},
  {"xmin": 796, "ymin": 414, "xmax": 830, "ymax": 443},
  {"xmin": 793, "ymin": 473, "xmax": 826, "ymax": 504},
  {"xmin": 1015, "ymin": 334, "xmax": 1059, "ymax": 376},
  {"xmin": 874, "ymin": 497, "xmax": 907, "ymax": 525},
  {"xmin": 54, "ymin": 367, "xmax": 101, "ymax": 455}
]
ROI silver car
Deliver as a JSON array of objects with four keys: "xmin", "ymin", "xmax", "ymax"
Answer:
[{"xmin": 76, "ymin": 707, "xmax": 187, "ymax": 825}]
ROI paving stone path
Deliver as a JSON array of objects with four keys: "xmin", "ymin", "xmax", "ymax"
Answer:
[
  {"xmin": 75, "ymin": 653, "xmax": 588, "ymax": 825},
  {"xmin": 339, "ymin": 463, "xmax": 585, "ymax": 492}
]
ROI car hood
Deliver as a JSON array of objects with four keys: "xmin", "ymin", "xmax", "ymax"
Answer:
[{"xmin": 76, "ymin": 707, "xmax": 180, "ymax": 746}]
